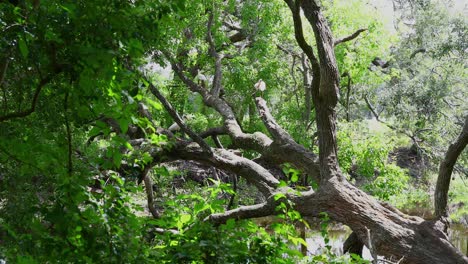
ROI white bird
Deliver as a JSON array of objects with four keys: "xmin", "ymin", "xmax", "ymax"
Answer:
[
  {"xmin": 195, "ymin": 71, "xmax": 208, "ymax": 88},
  {"xmin": 196, "ymin": 71, "xmax": 208, "ymax": 82},
  {"xmin": 254, "ymin": 79, "xmax": 266, "ymax": 97},
  {"xmin": 168, "ymin": 122, "xmax": 180, "ymax": 132}
]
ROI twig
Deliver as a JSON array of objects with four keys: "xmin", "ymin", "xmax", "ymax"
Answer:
[
  {"xmin": 64, "ymin": 91, "xmax": 73, "ymax": 176},
  {"xmin": 334, "ymin": 29, "xmax": 367, "ymax": 47},
  {"xmin": 206, "ymin": 11, "xmax": 223, "ymax": 97},
  {"xmin": 409, "ymin": 48, "xmax": 426, "ymax": 59}
]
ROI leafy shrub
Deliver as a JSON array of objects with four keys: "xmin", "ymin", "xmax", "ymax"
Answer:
[{"xmin": 337, "ymin": 121, "xmax": 410, "ymax": 200}]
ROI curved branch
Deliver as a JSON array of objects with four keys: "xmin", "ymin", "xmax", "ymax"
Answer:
[
  {"xmin": 154, "ymin": 141, "xmax": 279, "ymax": 196},
  {"xmin": 284, "ymin": 0, "xmax": 321, "ymax": 79},
  {"xmin": 435, "ymin": 116, "xmax": 468, "ymax": 218},
  {"xmin": 143, "ymin": 168, "xmax": 162, "ymax": 218},
  {"xmin": 255, "ymin": 97, "xmax": 294, "ymax": 143},
  {"xmin": 410, "ymin": 48, "xmax": 426, "ymax": 59},
  {"xmin": 167, "ymin": 55, "xmax": 273, "ymax": 153},
  {"xmin": 0, "ymin": 74, "xmax": 55, "ymax": 122},
  {"xmin": 334, "ymin": 28, "xmax": 367, "ymax": 47}
]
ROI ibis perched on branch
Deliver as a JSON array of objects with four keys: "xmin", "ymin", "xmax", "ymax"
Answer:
[{"xmin": 254, "ymin": 79, "xmax": 266, "ymax": 97}]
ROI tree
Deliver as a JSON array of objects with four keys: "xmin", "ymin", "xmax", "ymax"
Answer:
[{"xmin": 0, "ymin": 0, "xmax": 466, "ymax": 263}]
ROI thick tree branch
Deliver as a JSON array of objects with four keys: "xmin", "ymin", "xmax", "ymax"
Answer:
[
  {"xmin": 284, "ymin": 0, "xmax": 320, "ymax": 73},
  {"xmin": 334, "ymin": 28, "xmax": 367, "ymax": 47},
  {"xmin": 168, "ymin": 56, "xmax": 273, "ymax": 153},
  {"xmin": 255, "ymin": 97, "xmax": 320, "ymax": 182},
  {"xmin": 435, "ymin": 116, "xmax": 468, "ymax": 218},
  {"xmin": 153, "ymin": 141, "xmax": 279, "ymax": 196},
  {"xmin": 300, "ymin": 0, "xmax": 340, "ymax": 105},
  {"xmin": 206, "ymin": 202, "xmax": 275, "ymax": 225},
  {"xmin": 146, "ymin": 79, "xmax": 213, "ymax": 154},
  {"xmin": 255, "ymin": 97, "xmax": 295, "ymax": 143}
]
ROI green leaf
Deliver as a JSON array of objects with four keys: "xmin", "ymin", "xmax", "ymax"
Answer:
[
  {"xmin": 18, "ymin": 37, "xmax": 29, "ymax": 59},
  {"xmin": 225, "ymin": 219, "xmax": 236, "ymax": 229},
  {"xmin": 113, "ymin": 152, "xmax": 123, "ymax": 168},
  {"xmin": 290, "ymin": 172, "xmax": 298, "ymax": 183},
  {"xmin": 274, "ymin": 193, "xmax": 286, "ymax": 201},
  {"xmin": 118, "ymin": 118, "xmax": 130, "ymax": 134},
  {"xmin": 145, "ymin": 98, "xmax": 162, "ymax": 110}
]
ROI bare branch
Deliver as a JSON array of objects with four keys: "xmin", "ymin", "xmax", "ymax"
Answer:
[
  {"xmin": 334, "ymin": 28, "xmax": 367, "ymax": 47},
  {"xmin": 301, "ymin": 53, "xmax": 313, "ymax": 123},
  {"xmin": 255, "ymin": 97, "xmax": 295, "ymax": 143},
  {"xmin": 0, "ymin": 57, "xmax": 9, "ymax": 87},
  {"xmin": 342, "ymin": 71, "xmax": 352, "ymax": 122},
  {"xmin": 212, "ymin": 135, "xmax": 224, "ymax": 148},
  {"xmin": 162, "ymin": 51, "xmax": 210, "ymax": 97},
  {"xmin": 168, "ymin": 54, "xmax": 273, "ymax": 153},
  {"xmin": 276, "ymin": 44, "xmax": 301, "ymax": 59},
  {"xmin": 364, "ymin": 94, "xmax": 416, "ymax": 141}
]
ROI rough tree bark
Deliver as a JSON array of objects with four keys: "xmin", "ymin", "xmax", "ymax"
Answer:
[
  {"xmin": 141, "ymin": 1, "xmax": 467, "ymax": 263},
  {"xmin": 435, "ymin": 116, "xmax": 468, "ymax": 219}
]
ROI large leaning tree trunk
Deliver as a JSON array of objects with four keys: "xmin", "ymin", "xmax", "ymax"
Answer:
[{"xmin": 137, "ymin": 1, "xmax": 467, "ymax": 263}]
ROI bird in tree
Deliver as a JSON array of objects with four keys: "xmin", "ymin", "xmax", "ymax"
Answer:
[
  {"xmin": 195, "ymin": 70, "xmax": 208, "ymax": 88},
  {"xmin": 254, "ymin": 79, "xmax": 266, "ymax": 97}
]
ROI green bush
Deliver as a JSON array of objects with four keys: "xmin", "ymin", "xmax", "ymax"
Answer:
[{"xmin": 337, "ymin": 121, "xmax": 410, "ymax": 201}]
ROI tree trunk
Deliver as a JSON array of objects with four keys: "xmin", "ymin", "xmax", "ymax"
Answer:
[
  {"xmin": 285, "ymin": 1, "xmax": 468, "ymax": 263},
  {"xmin": 343, "ymin": 232, "xmax": 364, "ymax": 256},
  {"xmin": 435, "ymin": 116, "xmax": 468, "ymax": 219},
  {"xmin": 293, "ymin": 178, "xmax": 468, "ymax": 263}
]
